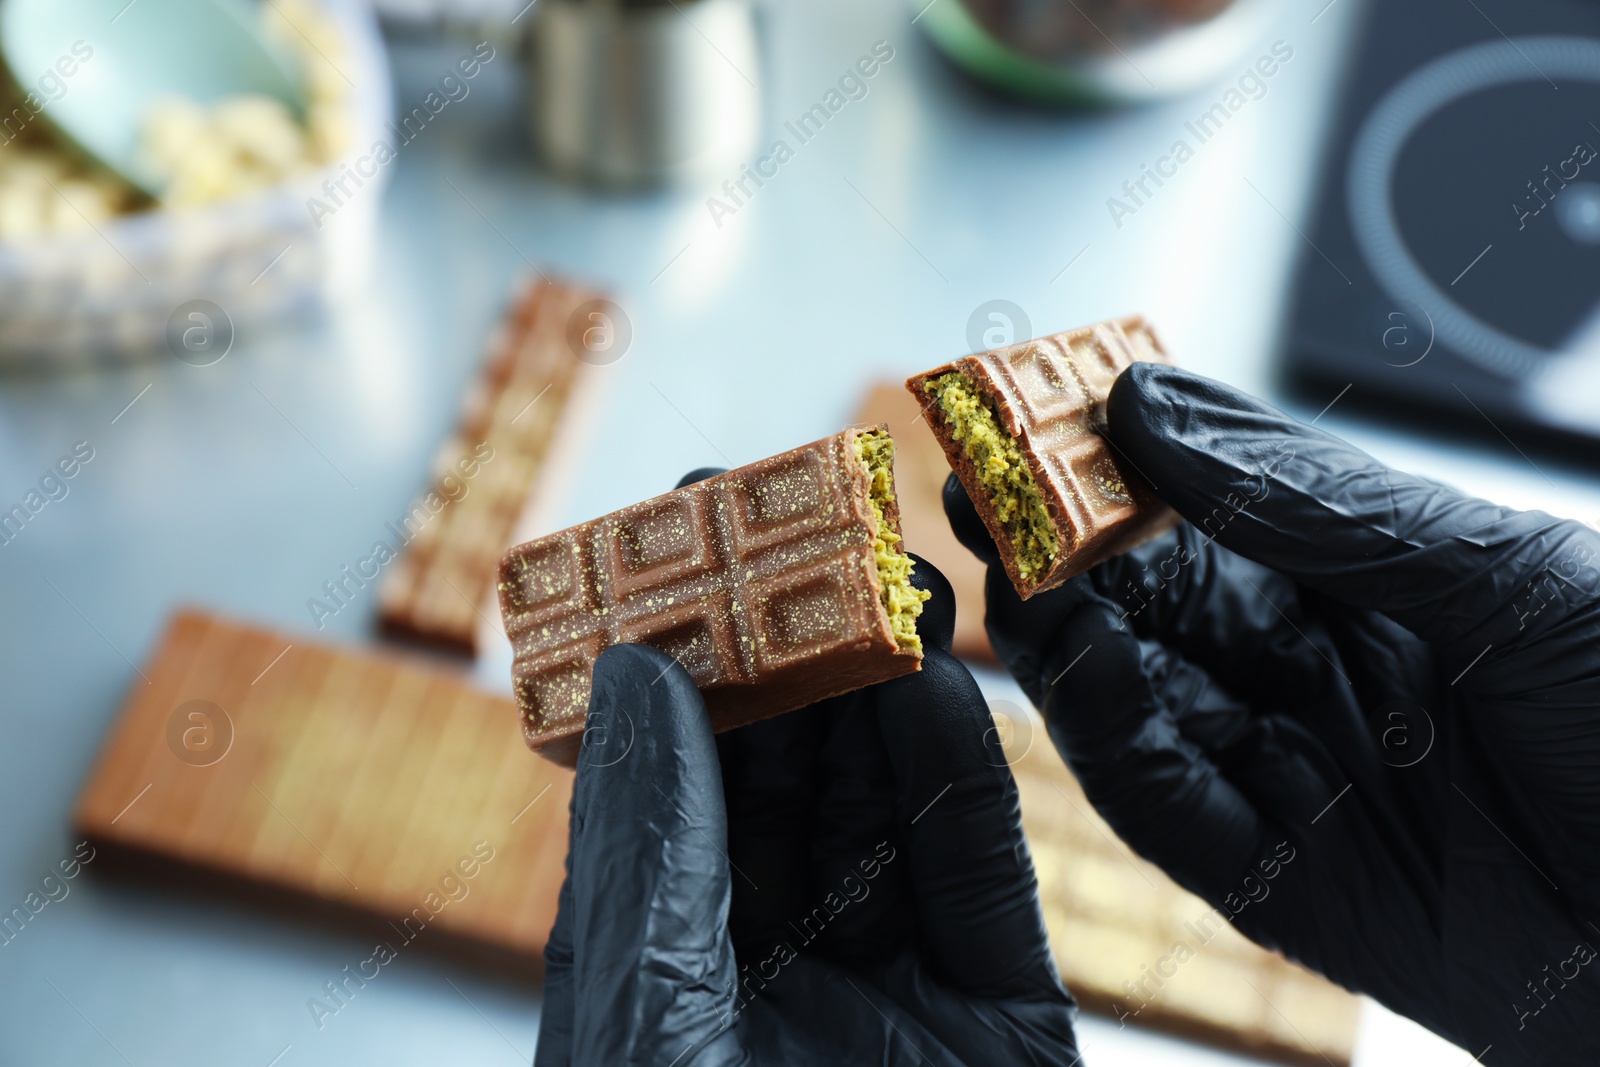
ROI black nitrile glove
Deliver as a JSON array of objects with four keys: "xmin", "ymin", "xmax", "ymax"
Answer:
[
  {"xmin": 945, "ymin": 362, "xmax": 1600, "ymax": 1062},
  {"xmin": 534, "ymin": 468, "xmax": 1080, "ymax": 1067}
]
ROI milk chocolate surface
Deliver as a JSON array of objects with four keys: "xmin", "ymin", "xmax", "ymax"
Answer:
[
  {"xmin": 907, "ymin": 316, "xmax": 1178, "ymax": 599},
  {"xmin": 497, "ymin": 427, "xmax": 923, "ymax": 766}
]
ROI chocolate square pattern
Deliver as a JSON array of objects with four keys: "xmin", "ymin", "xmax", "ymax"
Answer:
[{"xmin": 497, "ymin": 427, "xmax": 922, "ymax": 766}]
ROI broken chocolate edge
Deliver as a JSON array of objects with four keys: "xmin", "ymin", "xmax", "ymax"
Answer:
[
  {"xmin": 846, "ymin": 423, "xmax": 930, "ymax": 658},
  {"xmin": 906, "ymin": 360, "xmax": 1072, "ymax": 600}
]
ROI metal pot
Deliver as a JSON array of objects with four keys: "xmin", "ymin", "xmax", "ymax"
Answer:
[{"xmin": 530, "ymin": 0, "xmax": 761, "ymax": 187}]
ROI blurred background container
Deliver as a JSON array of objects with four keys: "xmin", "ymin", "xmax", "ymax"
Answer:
[
  {"xmin": 0, "ymin": 0, "xmax": 392, "ymax": 367},
  {"xmin": 918, "ymin": 0, "xmax": 1283, "ymax": 103},
  {"xmin": 530, "ymin": 0, "xmax": 761, "ymax": 186}
]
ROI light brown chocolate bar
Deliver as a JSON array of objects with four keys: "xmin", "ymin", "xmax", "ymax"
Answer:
[
  {"xmin": 853, "ymin": 382, "xmax": 994, "ymax": 663},
  {"xmin": 73, "ymin": 610, "xmax": 573, "ymax": 958},
  {"xmin": 497, "ymin": 426, "xmax": 927, "ymax": 767},
  {"xmin": 378, "ymin": 276, "xmax": 611, "ymax": 654},
  {"xmin": 906, "ymin": 316, "xmax": 1178, "ymax": 599}
]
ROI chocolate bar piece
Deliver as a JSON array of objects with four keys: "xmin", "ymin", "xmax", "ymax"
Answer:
[
  {"xmin": 378, "ymin": 276, "xmax": 611, "ymax": 655},
  {"xmin": 74, "ymin": 610, "xmax": 573, "ymax": 956},
  {"xmin": 906, "ymin": 316, "xmax": 1178, "ymax": 599},
  {"xmin": 497, "ymin": 426, "xmax": 928, "ymax": 766},
  {"xmin": 853, "ymin": 381, "xmax": 994, "ymax": 663}
]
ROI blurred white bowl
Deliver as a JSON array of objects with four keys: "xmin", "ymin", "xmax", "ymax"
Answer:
[{"xmin": 0, "ymin": 0, "xmax": 392, "ymax": 370}]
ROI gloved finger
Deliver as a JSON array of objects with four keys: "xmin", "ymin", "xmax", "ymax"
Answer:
[
  {"xmin": 717, "ymin": 707, "xmax": 827, "ymax": 960},
  {"xmin": 676, "ymin": 467, "xmax": 729, "ymax": 489},
  {"xmin": 738, "ymin": 954, "xmax": 968, "ymax": 1067},
  {"xmin": 874, "ymin": 953, "xmax": 1080, "ymax": 1066},
  {"xmin": 1045, "ymin": 596, "xmax": 1439, "ymax": 998},
  {"xmin": 947, "ymin": 450, "xmax": 1340, "ymax": 730},
  {"xmin": 1079, "ymin": 525, "xmax": 1346, "ymax": 713},
  {"xmin": 995, "ymin": 493, "xmax": 1434, "ymax": 819},
  {"xmin": 533, "ymin": 844, "xmax": 577, "ymax": 1065},
  {"xmin": 1033, "ymin": 531, "xmax": 1380, "ymax": 812},
  {"xmin": 873, "ymin": 646, "xmax": 1065, "ymax": 998},
  {"xmin": 559, "ymin": 644, "xmax": 744, "ymax": 1065},
  {"xmin": 945, "ymin": 471, "xmax": 1104, "ymax": 705},
  {"xmin": 1105, "ymin": 362, "xmax": 1594, "ymax": 650},
  {"xmin": 1044, "ymin": 598, "xmax": 1278, "ymax": 903},
  {"xmin": 801, "ymin": 556, "xmax": 955, "ymax": 968},
  {"xmin": 537, "ymin": 464, "xmax": 740, "ymax": 1066},
  {"xmin": 781, "ymin": 689, "xmax": 910, "ymax": 970},
  {"xmin": 941, "ymin": 473, "xmax": 1001, "ymax": 568}
]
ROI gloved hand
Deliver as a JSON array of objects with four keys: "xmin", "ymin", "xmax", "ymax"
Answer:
[
  {"xmin": 534, "ymin": 470, "xmax": 1080, "ymax": 1067},
  {"xmin": 945, "ymin": 362, "xmax": 1600, "ymax": 1062}
]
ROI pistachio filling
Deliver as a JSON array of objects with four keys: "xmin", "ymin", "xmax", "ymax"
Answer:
[
  {"xmin": 924, "ymin": 371, "xmax": 1060, "ymax": 582},
  {"xmin": 854, "ymin": 430, "xmax": 929, "ymax": 653}
]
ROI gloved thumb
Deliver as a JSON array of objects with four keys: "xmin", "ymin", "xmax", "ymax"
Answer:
[
  {"xmin": 942, "ymin": 473, "xmax": 1003, "ymax": 568},
  {"xmin": 536, "ymin": 644, "xmax": 745, "ymax": 1066}
]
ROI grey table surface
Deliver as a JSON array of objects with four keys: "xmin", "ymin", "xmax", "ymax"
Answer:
[{"xmin": 4, "ymin": 0, "xmax": 1597, "ymax": 1064}]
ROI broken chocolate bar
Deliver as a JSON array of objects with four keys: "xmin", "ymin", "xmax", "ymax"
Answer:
[
  {"xmin": 497, "ymin": 426, "xmax": 928, "ymax": 767},
  {"xmin": 853, "ymin": 381, "xmax": 995, "ymax": 663},
  {"xmin": 906, "ymin": 316, "xmax": 1177, "ymax": 599}
]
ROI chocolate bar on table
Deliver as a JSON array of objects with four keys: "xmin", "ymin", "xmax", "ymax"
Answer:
[
  {"xmin": 378, "ymin": 276, "xmax": 611, "ymax": 655},
  {"xmin": 497, "ymin": 425, "xmax": 928, "ymax": 767},
  {"xmin": 74, "ymin": 610, "xmax": 572, "ymax": 957},
  {"xmin": 906, "ymin": 316, "xmax": 1178, "ymax": 600}
]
